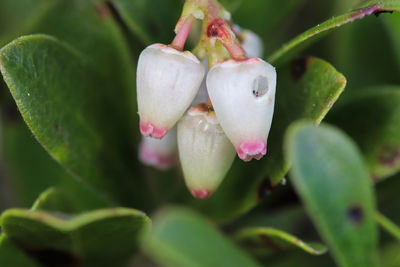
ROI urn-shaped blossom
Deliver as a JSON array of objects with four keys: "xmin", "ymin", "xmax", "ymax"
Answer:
[
  {"xmin": 178, "ymin": 106, "xmax": 236, "ymax": 198},
  {"xmin": 207, "ymin": 58, "xmax": 276, "ymax": 161},
  {"xmin": 139, "ymin": 127, "xmax": 177, "ymax": 169},
  {"xmin": 137, "ymin": 44, "xmax": 205, "ymax": 139},
  {"xmin": 241, "ymin": 30, "xmax": 264, "ymax": 58}
]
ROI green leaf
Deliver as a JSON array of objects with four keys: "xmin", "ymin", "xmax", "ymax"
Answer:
[
  {"xmin": 232, "ymin": 0, "xmax": 306, "ymax": 55},
  {"xmin": 0, "ymin": 235, "xmax": 39, "ymax": 267},
  {"xmin": 284, "ymin": 122, "xmax": 378, "ymax": 267},
  {"xmin": 0, "ymin": 207, "xmax": 150, "ymax": 267},
  {"xmin": 193, "ymin": 57, "xmax": 346, "ymax": 222},
  {"xmin": 329, "ymin": 87, "xmax": 400, "ymax": 181},
  {"xmin": 0, "ymin": 0, "xmax": 150, "ymax": 207},
  {"xmin": 0, "ymin": 0, "xmax": 53, "ymax": 46},
  {"xmin": 0, "ymin": 34, "xmax": 147, "ymax": 205},
  {"xmin": 1, "ymin": 112, "xmax": 109, "ymax": 209},
  {"xmin": 268, "ymin": 1, "xmax": 400, "ymax": 65},
  {"xmin": 381, "ymin": 242, "xmax": 400, "ymax": 267},
  {"xmin": 143, "ymin": 207, "xmax": 261, "ymax": 267},
  {"xmin": 383, "ymin": 13, "xmax": 400, "ymax": 68},
  {"xmin": 234, "ymin": 227, "xmax": 327, "ymax": 256},
  {"xmin": 375, "ymin": 212, "xmax": 400, "ymax": 241},
  {"xmin": 111, "ymin": 0, "xmax": 181, "ymax": 44}
]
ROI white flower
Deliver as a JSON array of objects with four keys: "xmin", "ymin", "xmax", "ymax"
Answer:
[
  {"xmin": 207, "ymin": 58, "xmax": 276, "ymax": 161},
  {"xmin": 241, "ymin": 30, "xmax": 264, "ymax": 58},
  {"xmin": 137, "ymin": 44, "xmax": 205, "ymax": 139},
  {"xmin": 139, "ymin": 127, "xmax": 177, "ymax": 169},
  {"xmin": 177, "ymin": 106, "xmax": 236, "ymax": 198}
]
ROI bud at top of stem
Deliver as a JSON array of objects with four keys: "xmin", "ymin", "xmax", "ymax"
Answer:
[{"xmin": 137, "ymin": 44, "xmax": 205, "ymax": 139}]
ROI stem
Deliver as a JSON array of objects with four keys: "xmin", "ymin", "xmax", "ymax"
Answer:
[
  {"xmin": 375, "ymin": 212, "xmax": 400, "ymax": 241},
  {"xmin": 221, "ymin": 41, "xmax": 247, "ymax": 61},
  {"xmin": 171, "ymin": 16, "xmax": 195, "ymax": 51}
]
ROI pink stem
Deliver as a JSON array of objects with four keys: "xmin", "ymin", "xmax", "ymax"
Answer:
[
  {"xmin": 171, "ymin": 16, "xmax": 195, "ymax": 51},
  {"xmin": 222, "ymin": 41, "xmax": 247, "ymax": 61}
]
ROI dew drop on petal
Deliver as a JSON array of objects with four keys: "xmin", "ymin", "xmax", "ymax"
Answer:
[{"xmin": 252, "ymin": 75, "xmax": 269, "ymax": 98}]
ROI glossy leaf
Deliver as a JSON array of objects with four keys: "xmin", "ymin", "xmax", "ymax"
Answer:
[
  {"xmin": 329, "ymin": 87, "xmax": 400, "ymax": 181},
  {"xmin": 234, "ymin": 227, "xmax": 327, "ymax": 255},
  {"xmin": 268, "ymin": 0, "xmax": 400, "ymax": 65},
  {"xmin": 0, "ymin": 207, "xmax": 150, "ymax": 267},
  {"xmin": 143, "ymin": 207, "xmax": 261, "ymax": 267},
  {"xmin": 193, "ymin": 57, "xmax": 346, "ymax": 222},
  {"xmin": 284, "ymin": 122, "xmax": 378, "ymax": 267}
]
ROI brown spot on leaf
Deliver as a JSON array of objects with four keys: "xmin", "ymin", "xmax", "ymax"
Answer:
[
  {"xmin": 257, "ymin": 177, "xmax": 276, "ymax": 201},
  {"xmin": 347, "ymin": 205, "xmax": 364, "ymax": 224},
  {"xmin": 378, "ymin": 146, "xmax": 400, "ymax": 167},
  {"xmin": 290, "ymin": 57, "xmax": 313, "ymax": 81}
]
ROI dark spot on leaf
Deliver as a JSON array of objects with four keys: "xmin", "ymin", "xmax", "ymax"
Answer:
[
  {"xmin": 378, "ymin": 146, "xmax": 400, "ymax": 167},
  {"xmin": 23, "ymin": 247, "xmax": 80, "ymax": 267},
  {"xmin": 54, "ymin": 124, "xmax": 60, "ymax": 132},
  {"xmin": 290, "ymin": 57, "xmax": 311, "ymax": 81},
  {"xmin": 257, "ymin": 177, "xmax": 276, "ymax": 201},
  {"xmin": 347, "ymin": 205, "xmax": 364, "ymax": 224}
]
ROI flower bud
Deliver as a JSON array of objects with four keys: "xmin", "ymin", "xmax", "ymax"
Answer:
[
  {"xmin": 137, "ymin": 44, "xmax": 205, "ymax": 139},
  {"xmin": 241, "ymin": 30, "xmax": 264, "ymax": 58},
  {"xmin": 178, "ymin": 106, "xmax": 236, "ymax": 198},
  {"xmin": 207, "ymin": 58, "xmax": 276, "ymax": 161},
  {"xmin": 139, "ymin": 127, "xmax": 177, "ymax": 169}
]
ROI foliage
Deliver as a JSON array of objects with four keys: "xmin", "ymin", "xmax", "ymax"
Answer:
[{"xmin": 0, "ymin": 0, "xmax": 400, "ymax": 266}]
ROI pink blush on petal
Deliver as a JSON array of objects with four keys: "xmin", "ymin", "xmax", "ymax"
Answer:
[
  {"xmin": 237, "ymin": 141, "xmax": 267, "ymax": 162},
  {"xmin": 139, "ymin": 143, "xmax": 176, "ymax": 169},
  {"xmin": 140, "ymin": 122, "xmax": 168, "ymax": 139},
  {"xmin": 189, "ymin": 188, "xmax": 214, "ymax": 199}
]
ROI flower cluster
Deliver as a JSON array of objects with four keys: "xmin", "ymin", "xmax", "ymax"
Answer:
[{"xmin": 137, "ymin": 0, "xmax": 276, "ymax": 198}]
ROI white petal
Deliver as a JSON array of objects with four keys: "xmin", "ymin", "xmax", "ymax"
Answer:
[
  {"xmin": 139, "ymin": 127, "xmax": 177, "ymax": 169},
  {"xmin": 241, "ymin": 30, "xmax": 264, "ymax": 58},
  {"xmin": 137, "ymin": 44, "xmax": 205, "ymax": 139},
  {"xmin": 207, "ymin": 58, "xmax": 276, "ymax": 161},
  {"xmin": 178, "ymin": 110, "xmax": 235, "ymax": 198}
]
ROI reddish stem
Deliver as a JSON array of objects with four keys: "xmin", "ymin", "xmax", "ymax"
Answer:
[
  {"xmin": 207, "ymin": 18, "xmax": 247, "ymax": 61},
  {"xmin": 171, "ymin": 16, "xmax": 195, "ymax": 51}
]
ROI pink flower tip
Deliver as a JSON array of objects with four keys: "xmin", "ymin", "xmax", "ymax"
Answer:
[
  {"xmin": 140, "ymin": 122, "xmax": 168, "ymax": 139},
  {"xmin": 139, "ymin": 144, "xmax": 176, "ymax": 170},
  {"xmin": 237, "ymin": 141, "xmax": 267, "ymax": 162},
  {"xmin": 189, "ymin": 188, "xmax": 214, "ymax": 199}
]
